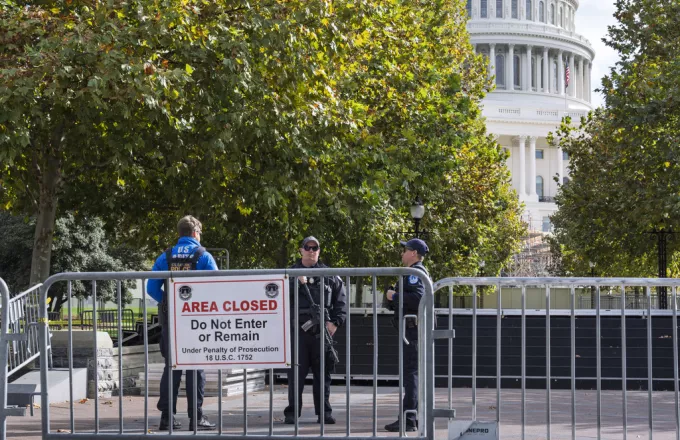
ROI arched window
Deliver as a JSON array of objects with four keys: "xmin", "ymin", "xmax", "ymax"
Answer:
[
  {"xmin": 539, "ymin": 1, "xmax": 545, "ymax": 22},
  {"xmin": 481, "ymin": 0, "xmax": 488, "ymax": 18},
  {"xmin": 552, "ymin": 60, "xmax": 558, "ymax": 92},
  {"xmin": 536, "ymin": 176, "xmax": 544, "ymax": 197},
  {"xmin": 526, "ymin": 0, "xmax": 532, "ymax": 20},
  {"xmin": 514, "ymin": 55, "xmax": 521, "ymax": 87},
  {"xmin": 559, "ymin": 6, "xmax": 563, "ymax": 27},
  {"xmin": 550, "ymin": 4, "xmax": 555, "ymax": 24},
  {"xmin": 496, "ymin": 0, "xmax": 503, "ymax": 18},
  {"xmin": 466, "ymin": 0, "xmax": 472, "ymax": 17},
  {"xmin": 495, "ymin": 54, "xmax": 505, "ymax": 87},
  {"xmin": 531, "ymin": 57, "xmax": 536, "ymax": 90},
  {"xmin": 512, "ymin": 0, "xmax": 518, "ymax": 18}
]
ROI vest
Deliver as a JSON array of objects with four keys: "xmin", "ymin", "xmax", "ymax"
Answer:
[
  {"xmin": 159, "ymin": 246, "xmax": 206, "ymax": 326},
  {"xmin": 164, "ymin": 246, "xmax": 206, "ymax": 271}
]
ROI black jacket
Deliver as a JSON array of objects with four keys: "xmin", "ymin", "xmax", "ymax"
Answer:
[
  {"xmin": 389, "ymin": 261, "xmax": 430, "ymax": 314},
  {"xmin": 289, "ymin": 260, "xmax": 348, "ymax": 327}
]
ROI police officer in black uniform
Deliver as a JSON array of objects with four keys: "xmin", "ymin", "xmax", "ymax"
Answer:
[
  {"xmin": 284, "ymin": 236, "xmax": 347, "ymax": 425},
  {"xmin": 384, "ymin": 238, "xmax": 430, "ymax": 432},
  {"xmin": 147, "ymin": 215, "xmax": 218, "ymax": 431}
]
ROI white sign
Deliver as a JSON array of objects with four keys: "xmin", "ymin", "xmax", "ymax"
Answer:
[
  {"xmin": 167, "ymin": 275, "xmax": 290, "ymax": 370},
  {"xmin": 448, "ymin": 420, "xmax": 498, "ymax": 440}
]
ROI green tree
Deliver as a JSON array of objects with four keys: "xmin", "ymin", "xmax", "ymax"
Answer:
[
  {"xmin": 188, "ymin": 0, "xmax": 525, "ymax": 279},
  {"xmin": 550, "ymin": 0, "xmax": 680, "ymax": 277},
  {"xmin": 0, "ymin": 212, "xmax": 146, "ymax": 311},
  {"xmin": 1, "ymin": 0, "xmax": 524, "ymax": 283}
]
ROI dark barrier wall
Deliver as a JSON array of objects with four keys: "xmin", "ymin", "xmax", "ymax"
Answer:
[{"xmin": 330, "ymin": 311, "xmax": 680, "ymax": 391}]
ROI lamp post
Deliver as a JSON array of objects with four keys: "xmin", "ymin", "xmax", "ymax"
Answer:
[
  {"xmin": 589, "ymin": 261, "xmax": 595, "ymax": 310},
  {"xmin": 401, "ymin": 196, "xmax": 430, "ymax": 240},
  {"xmin": 478, "ymin": 260, "xmax": 485, "ymax": 309},
  {"xmin": 645, "ymin": 227, "xmax": 675, "ymax": 310}
]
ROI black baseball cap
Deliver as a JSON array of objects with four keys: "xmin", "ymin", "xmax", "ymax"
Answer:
[
  {"xmin": 301, "ymin": 236, "xmax": 320, "ymax": 247},
  {"xmin": 400, "ymin": 238, "xmax": 429, "ymax": 256}
]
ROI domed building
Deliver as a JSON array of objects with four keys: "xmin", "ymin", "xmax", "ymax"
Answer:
[{"xmin": 467, "ymin": 0, "xmax": 595, "ymax": 233}]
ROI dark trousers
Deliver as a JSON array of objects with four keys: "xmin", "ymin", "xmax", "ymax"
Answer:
[
  {"xmin": 156, "ymin": 325, "xmax": 206, "ymax": 419},
  {"xmin": 284, "ymin": 327, "xmax": 332, "ymax": 418},
  {"xmin": 403, "ymin": 327, "xmax": 418, "ymax": 423}
]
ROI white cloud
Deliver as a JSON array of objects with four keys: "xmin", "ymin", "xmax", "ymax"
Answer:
[{"xmin": 575, "ymin": 0, "xmax": 620, "ymax": 108}]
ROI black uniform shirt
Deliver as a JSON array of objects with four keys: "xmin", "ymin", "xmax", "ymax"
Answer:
[
  {"xmin": 391, "ymin": 261, "xmax": 430, "ymax": 314},
  {"xmin": 289, "ymin": 260, "xmax": 348, "ymax": 327}
]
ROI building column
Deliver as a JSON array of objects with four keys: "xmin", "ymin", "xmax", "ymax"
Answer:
[
  {"xmin": 508, "ymin": 44, "xmax": 515, "ymax": 91},
  {"xmin": 557, "ymin": 50, "xmax": 564, "ymax": 95},
  {"xmin": 568, "ymin": 53, "xmax": 575, "ymax": 97},
  {"xmin": 578, "ymin": 56, "xmax": 584, "ymax": 99},
  {"xmin": 517, "ymin": 135, "xmax": 527, "ymax": 199},
  {"xmin": 534, "ymin": 0, "xmax": 539, "ymax": 22},
  {"xmin": 585, "ymin": 61, "xmax": 591, "ymax": 102},
  {"xmin": 543, "ymin": 47, "xmax": 549, "ymax": 94},
  {"xmin": 524, "ymin": 45, "xmax": 532, "ymax": 91},
  {"xmin": 529, "ymin": 136, "xmax": 537, "ymax": 199},
  {"xmin": 557, "ymin": 145, "xmax": 564, "ymax": 185},
  {"xmin": 489, "ymin": 43, "xmax": 496, "ymax": 80}
]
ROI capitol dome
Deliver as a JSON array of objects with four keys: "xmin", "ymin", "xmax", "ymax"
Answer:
[{"xmin": 467, "ymin": 0, "xmax": 595, "ymax": 232}]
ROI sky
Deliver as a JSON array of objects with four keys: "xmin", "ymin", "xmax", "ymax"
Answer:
[{"xmin": 574, "ymin": 0, "xmax": 619, "ymax": 108}]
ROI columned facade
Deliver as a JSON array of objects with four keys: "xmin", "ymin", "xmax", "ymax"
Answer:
[
  {"xmin": 473, "ymin": 43, "xmax": 593, "ymax": 101},
  {"xmin": 467, "ymin": 0, "xmax": 595, "ymax": 232}
]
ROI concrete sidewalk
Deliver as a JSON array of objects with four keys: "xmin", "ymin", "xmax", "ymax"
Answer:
[{"xmin": 6, "ymin": 385, "xmax": 680, "ymax": 439}]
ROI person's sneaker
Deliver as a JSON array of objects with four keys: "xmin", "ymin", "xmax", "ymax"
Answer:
[
  {"xmin": 284, "ymin": 416, "xmax": 296, "ymax": 425},
  {"xmin": 318, "ymin": 414, "xmax": 336, "ymax": 424},
  {"xmin": 158, "ymin": 414, "xmax": 181, "ymax": 431},
  {"xmin": 189, "ymin": 416, "xmax": 216, "ymax": 431},
  {"xmin": 384, "ymin": 420, "xmax": 417, "ymax": 432}
]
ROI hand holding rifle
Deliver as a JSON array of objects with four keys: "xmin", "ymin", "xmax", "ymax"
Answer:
[{"xmin": 298, "ymin": 276, "xmax": 340, "ymax": 367}]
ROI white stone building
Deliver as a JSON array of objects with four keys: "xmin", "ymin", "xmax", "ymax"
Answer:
[{"xmin": 466, "ymin": 0, "xmax": 595, "ymax": 232}]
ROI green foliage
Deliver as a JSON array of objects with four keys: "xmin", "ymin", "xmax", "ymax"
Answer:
[
  {"xmin": 0, "ymin": 0, "xmax": 524, "ymax": 282},
  {"xmin": 549, "ymin": 0, "xmax": 680, "ymax": 277},
  {"xmin": 0, "ymin": 212, "xmax": 147, "ymax": 310}
]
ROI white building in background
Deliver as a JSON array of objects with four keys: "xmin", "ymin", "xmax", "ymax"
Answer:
[{"xmin": 466, "ymin": 0, "xmax": 595, "ymax": 232}]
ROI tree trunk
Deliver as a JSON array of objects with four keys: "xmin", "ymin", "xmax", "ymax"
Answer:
[
  {"xmin": 355, "ymin": 277, "xmax": 364, "ymax": 307},
  {"xmin": 29, "ymin": 148, "xmax": 62, "ymax": 286},
  {"xmin": 278, "ymin": 237, "xmax": 289, "ymax": 268}
]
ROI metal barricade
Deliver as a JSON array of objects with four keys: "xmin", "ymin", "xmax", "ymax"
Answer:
[
  {"xmin": 434, "ymin": 277, "xmax": 680, "ymax": 440},
  {"xmin": 32, "ymin": 268, "xmax": 437, "ymax": 440},
  {"xmin": 0, "ymin": 279, "xmax": 50, "ymax": 439}
]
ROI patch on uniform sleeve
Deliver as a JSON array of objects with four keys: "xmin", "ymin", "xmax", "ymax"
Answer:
[{"xmin": 408, "ymin": 275, "xmax": 419, "ymax": 285}]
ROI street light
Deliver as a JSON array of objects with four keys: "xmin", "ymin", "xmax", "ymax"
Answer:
[
  {"xmin": 401, "ymin": 196, "xmax": 429, "ymax": 240},
  {"xmin": 478, "ymin": 260, "xmax": 486, "ymax": 309},
  {"xmin": 589, "ymin": 261, "xmax": 596, "ymax": 310},
  {"xmin": 644, "ymin": 226, "xmax": 675, "ymax": 310},
  {"xmin": 410, "ymin": 197, "xmax": 426, "ymax": 239}
]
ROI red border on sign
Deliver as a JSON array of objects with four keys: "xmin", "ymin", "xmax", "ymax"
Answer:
[{"xmin": 172, "ymin": 278, "xmax": 288, "ymax": 367}]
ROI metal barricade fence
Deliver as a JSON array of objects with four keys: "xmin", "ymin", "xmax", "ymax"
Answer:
[
  {"xmin": 434, "ymin": 277, "xmax": 680, "ymax": 440},
  {"xmin": 31, "ymin": 268, "xmax": 438, "ymax": 440},
  {"xmin": 0, "ymin": 279, "xmax": 51, "ymax": 439}
]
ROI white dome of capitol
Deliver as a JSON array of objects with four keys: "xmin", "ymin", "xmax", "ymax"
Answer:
[{"xmin": 466, "ymin": 0, "xmax": 595, "ymax": 234}]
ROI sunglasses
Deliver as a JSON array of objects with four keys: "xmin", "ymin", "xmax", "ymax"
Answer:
[
  {"xmin": 303, "ymin": 245, "xmax": 320, "ymax": 251},
  {"xmin": 402, "ymin": 247, "xmax": 414, "ymax": 253}
]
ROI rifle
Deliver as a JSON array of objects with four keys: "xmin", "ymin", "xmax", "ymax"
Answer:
[{"xmin": 299, "ymin": 281, "xmax": 340, "ymax": 368}]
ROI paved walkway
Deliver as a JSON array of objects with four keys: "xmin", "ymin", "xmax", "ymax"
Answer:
[{"xmin": 6, "ymin": 385, "xmax": 680, "ymax": 439}]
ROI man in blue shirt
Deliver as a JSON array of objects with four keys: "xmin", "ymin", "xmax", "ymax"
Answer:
[
  {"xmin": 147, "ymin": 215, "xmax": 218, "ymax": 431},
  {"xmin": 384, "ymin": 238, "xmax": 430, "ymax": 432}
]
